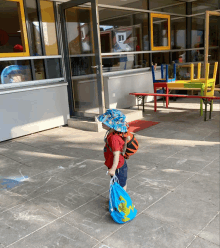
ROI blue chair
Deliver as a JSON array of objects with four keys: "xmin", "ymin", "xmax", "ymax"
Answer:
[{"xmin": 151, "ymin": 63, "xmax": 176, "ymax": 83}]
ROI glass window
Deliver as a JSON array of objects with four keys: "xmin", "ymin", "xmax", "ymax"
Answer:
[
  {"xmin": 0, "ymin": 0, "xmax": 29, "ymax": 57},
  {"xmin": 99, "ymin": 9, "xmax": 149, "ymax": 53},
  {"xmin": 171, "ymin": 16, "xmax": 186, "ymax": 63},
  {"xmin": 152, "ymin": 52, "xmax": 170, "ymax": 66},
  {"xmin": 40, "ymin": 0, "xmax": 59, "ymax": 55},
  {"xmin": 99, "ymin": 9, "xmax": 134, "ymax": 53},
  {"xmin": 25, "ymin": 0, "xmax": 42, "ymax": 56},
  {"xmin": 192, "ymin": 1, "xmax": 218, "ymax": 14},
  {"xmin": 209, "ymin": 16, "xmax": 218, "ymax": 47},
  {"xmin": 149, "ymin": 0, "xmax": 179, "ymax": 10},
  {"xmin": 98, "ymin": 0, "xmax": 148, "ymax": 9},
  {"xmin": 0, "ymin": 60, "xmax": 32, "ymax": 84},
  {"xmin": 46, "ymin": 58, "xmax": 62, "ymax": 79},
  {"xmin": 34, "ymin": 59, "xmax": 45, "ymax": 80},
  {"xmin": 154, "ymin": 3, "xmax": 186, "ymax": 15},
  {"xmin": 192, "ymin": 17, "xmax": 204, "ymax": 55}
]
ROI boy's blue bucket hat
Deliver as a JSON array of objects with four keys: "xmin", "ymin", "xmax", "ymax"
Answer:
[{"xmin": 97, "ymin": 109, "xmax": 128, "ymax": 132}]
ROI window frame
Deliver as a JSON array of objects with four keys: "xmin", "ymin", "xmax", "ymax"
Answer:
[
  {"xmin": 0, "ymin": 0, "xmax": 30, "ymax": 58},
  {"xmin": 150, "ymin": 13, "xmax": 171, "ymax": 51}
]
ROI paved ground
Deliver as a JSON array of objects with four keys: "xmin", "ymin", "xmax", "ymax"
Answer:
[{"xmin": 0, "ymin": 98, "xmax": 219, "ymax": 248}]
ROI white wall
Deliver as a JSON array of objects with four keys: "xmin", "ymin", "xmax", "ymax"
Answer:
[
  {"xmin": 0, "ymin": 84, "xmax": 70, "ymax": 142},
  {"xmin": 103, "ymin": 69, "xmax": 160, "ymax": 109}
]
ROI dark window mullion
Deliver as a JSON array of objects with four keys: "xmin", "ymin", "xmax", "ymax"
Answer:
[
  {"xmin": 36, "ymin": 0, "xmax": 49, "ymax": 79},
  {"xmin": 53, "ymin": 2, "xmax": 63, "ymax": 78},
  {"xmin": 23, "ymin": 0, "xmax": 36, "ymax": 80}
]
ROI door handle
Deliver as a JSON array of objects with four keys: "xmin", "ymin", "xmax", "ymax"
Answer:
[{"xmin": 91, "ymin": 65, "xmax": 104, "ymax": 69}]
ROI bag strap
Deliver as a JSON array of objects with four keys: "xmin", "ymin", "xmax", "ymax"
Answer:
[
  {"xmin": 109, "ymin": 175, "xmax": 119, "ymax": 212},
  {"xmin": 105, "ymin": 130, "xmax": 127, "ymax": 156}
]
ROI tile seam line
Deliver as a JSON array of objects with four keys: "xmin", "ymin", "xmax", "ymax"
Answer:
[
  {"xmin": 5, "ymin": 193, "xmax": 103, "ymax": 248},
  {"xmin": 0, "ymin": 163, "xmax": 146, "ymax": 214},
  {"xmin": 185, "ymin": 211, "xmax": 220, "ymax": 248},
  {"xmin": 99, "ymin": 157, "xmax": 218, "ymax": 244},
  {"xmin": 5, "ymin": 169, "xmax": 147, "ymax": 247},
  {"xmin": 0, "ymin": 157, "xmax": 87, "ymax": 195},
  {"xmin": 0, "ymin": 162, "xmax": 104, "ymax": 214}
]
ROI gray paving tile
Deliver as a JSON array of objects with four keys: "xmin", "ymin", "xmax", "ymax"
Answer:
[
  {"xmin": 128, "ymin": 151, "xmax": 167, "ymax": 165},
  {"xmin": 48, "ymin": 159, "xmax": 105, "ymax": 182},
  {"xmin": 9, "ymin": 172, "xmax": 66, "ymax": 200},
  {"xmin": 156, "ymin": 157, "xmax": 208, "ymax": 173},
  {"xmin": 61, "ymin": 196, "xmax": 121, "ymax": 241},
  {"xmin": 127, "ymin": 176, "xmax": 169, "ymax": 212},
  {"xmin": 129, "ymin": 166, "xmax": 193, "ymax": 191},
  {"xmin": 15, "ymin": 132, "xmax": 68, "ymax": 149},
  {"xmin": 188, "ymin": 237, "xmax": 219, "ymax": 248},
  {"xmin": 0, "ymin": 154, "xmax": 18, "ymax": 169},
  {"xmin": 198, "ymin": 214, "xmax": 219, "ymax": 246},
  {"xmin": 170, "ymin": 145, "xmax": 220, "ymax": 162},
  {"xmin": 0, "ymin": 161, "xmax": 54, "ymax": 191},
  {"xmin": 135, "ymin": 128, "xmax": 177, "ymax": 139},
  {"xmin": 31, "ymin": 180, "xmax": 107, "ymax": 218},
  {"xmin": 39, "ymin": 126, "xmax": 88, "ymax": 137},
  {"xmin": 44, "ymin": 145, "xmax": 104, "ymax": 161},
  {"xmin": 0, "ymin": 190, "xmax": 26, "ymax": 214},
  {"xmin": 23, "ymin": 152, "xmax": 83, "ymax": 172},
  {"xmin": 144, "ymin": 187, "xmax": 218, "ymax": 235},
  {"xmin": 175, "ymin": 173, "xmax": 219, "ymax": 208},
  {"xmin": 0, "ymin": 201, "xmax": 56, "ymax": 247},
  {"xmin": 200, "ymin": 159, "xmax": 220, "ymax": 179},
  {"xmin": 142, "ymin": 144, "xmax": 187, "ymax": 157},
  {"xmin": 8, "ymin": 219, "xmax": 98, "ymax": 248},
  {"xmin": 0, "ymin": 142, "xmax": 46, "ymax": 163},
  {"xmin": 101, "ymin": 213, "xmax": 194, "ymax": 248}
]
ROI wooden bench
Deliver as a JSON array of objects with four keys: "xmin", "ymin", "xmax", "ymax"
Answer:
[{"xmin": 129, "ymin": 92, "xmax": 220, "ymax": 121}]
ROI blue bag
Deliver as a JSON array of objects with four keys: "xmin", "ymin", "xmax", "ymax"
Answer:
[{"xmin": 109, "ymin": 175, "xmax": 137, "ymax": 224}]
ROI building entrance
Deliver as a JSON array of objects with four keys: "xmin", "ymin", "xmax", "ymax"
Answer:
[{"xmin": 60, "ymin": 0, "xmax": 105, "ymax": 118}]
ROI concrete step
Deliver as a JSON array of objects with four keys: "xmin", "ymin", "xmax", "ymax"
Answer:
[{"xmin": 68, "ymin": 109, "xmax": 143, "ymax": 132}]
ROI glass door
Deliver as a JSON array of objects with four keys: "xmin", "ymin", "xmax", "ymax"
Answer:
[{"xmin": 60, "ymin": 0, "xmax": 105, "ymax": 117}]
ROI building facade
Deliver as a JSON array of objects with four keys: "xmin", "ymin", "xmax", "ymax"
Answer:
[{"xmin": 0, "ymin": 0, "xmax": 219, "ymax": 141}]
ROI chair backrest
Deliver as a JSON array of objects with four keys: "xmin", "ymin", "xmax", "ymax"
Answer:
[{"xmin": 152, "ymin": 63, "xmax": 176, "ymax": 83}]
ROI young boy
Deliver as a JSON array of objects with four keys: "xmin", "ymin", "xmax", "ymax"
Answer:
[{"xmin": 97, "ymin": 109, "xmax": 128, "ymax": 191}]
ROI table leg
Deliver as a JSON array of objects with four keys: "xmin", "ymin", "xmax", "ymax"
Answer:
[
  {"xmin": 142, "ymin": 96, "xmax": 145, "ymax": 112},
  {"xmin": 166, "ymin": 86, "xmax": 169, "ymax": 108},
  {"xmin": 209, "ymin": 100, "xmax": 212, "ymax": 119},
  {"xmin": 204, "ymin": 99, "xmax": 207, "ymax": 121}
]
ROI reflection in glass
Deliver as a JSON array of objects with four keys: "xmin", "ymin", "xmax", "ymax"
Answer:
[
  {"xmin": 40, "ymin": 0, "xmax": 59, "ymax": 55},
  {"xmin": 47, "ymin": 58, "xmax": 62, "ymax": 79},
  {"xmin": 152, "ymin": 52, "xmax": 170, "ymax": 66},
  {"xmin": 171, "ymin": 17, "xmax": 186, "ymax": 63},
  {"xmin": 65, "ymin": 6, "xmax": 93, "ymax": 56},
  {"xmin": 0, "ymin": 60, "xmax": 32, "ymax": 84},
  {"xmin": 25, "ymin": 0, "xmax": 42, "ymax": 56},
  {"xmin": 192, "ymin": 2, "xmax": 217, "ymax": 14},
  {"xmin": 0, "ymin": 1, "xmax": 26, "ymax": 54},
  {"xmin": 65, "ymin": 5, "xmax": 99, "ymax": 114},
  {"xmin": 153, "ymin": 17, "xmax": 168, "ymax": 47},
  {"xmin": 34, "ymin": 59, "xmax": 45, "ymax": 80},
  {"xmin": 98, "ymin": 0, "xmax": 148, "ymax": 9}
]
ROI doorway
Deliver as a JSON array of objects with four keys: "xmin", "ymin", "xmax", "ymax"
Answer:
[{"xmin": 60, "ymin": 0, "xmax": 105, "ymax": 118}]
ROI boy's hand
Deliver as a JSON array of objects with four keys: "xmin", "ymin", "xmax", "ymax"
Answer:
[{"xmin": 108, "ymin": 168, "xmax": 116, "ymax": 176}]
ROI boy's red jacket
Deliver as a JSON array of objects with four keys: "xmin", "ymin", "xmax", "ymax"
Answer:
[{"xmin": 104, "ymin": 133, "xmax": 125, "ymax": 169}]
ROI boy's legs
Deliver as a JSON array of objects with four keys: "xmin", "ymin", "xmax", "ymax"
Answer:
[{"xmin": 115, "ymin": 160, "xmax": 128, "ymax": 191}]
